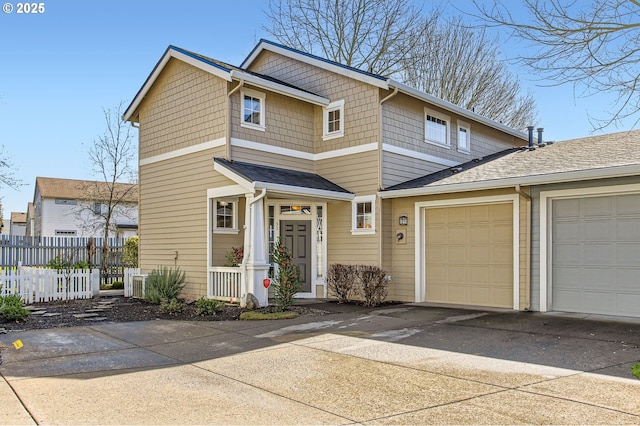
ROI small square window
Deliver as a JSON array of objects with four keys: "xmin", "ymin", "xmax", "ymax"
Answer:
[
  {"xmin": 351, "ymin": 195, "xmax": 376, "ymax": 235},
  {"xmin": 241, "ymin": 89, "xmax": 265, "ymax": 130},
  {"xmin": 424, "ymin": 108, "xmax": 450, "ymax": 147},
  {"xmin": 323, "ymin": 99, "xmax": 345, "ymax": 141},
  {"xmin": 213, "ymin": 199, "xmax": 239, "ymax": 234}
]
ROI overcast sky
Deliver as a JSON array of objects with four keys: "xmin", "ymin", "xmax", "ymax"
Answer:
[{"xmin": 1, "ymin": 0, "xmax": 636, "ymax": 218}]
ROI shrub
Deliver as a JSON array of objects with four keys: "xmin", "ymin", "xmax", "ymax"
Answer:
[
  {"xmin": 272, "ymin": 239, "xmax": 302, "ymax": 310},
  {"xmin": 110, "ymin": 281, "xmax": 124, "ymax": 289},
  {"xmin": 327, "ymin": 264, "xmax": 357, "ymax": 303},
  {"xmin": 224, "ymin": 246, "xmax": 244, "ymax": 267},
  {"xmin": 160, "ymin": 298, "xmax": 184, "ymax": 314},
  {"xmin": 195, "ymin": 297, "xmax": 224, "ymax": 316},
  {"xmin": 0, "ymin": 295, "xmax": 30, "ymax": 322},
  {"xmin": 123, "ymin": 236, "xmax": 139, "ymax": 267},
  {"xmin": 47, "ymin": 256, "xmax": 70, "ymax": 270},
  {"xmin": 72, "ymin": 260, "xmax": 90, "ymax": 270},
  {"xmin": 357, "ymin": 265, "xmax": 388, "ymax": 307},
  {"xmin": 144, "ymin": 266, "xmax": 187, "ymax": 304}
]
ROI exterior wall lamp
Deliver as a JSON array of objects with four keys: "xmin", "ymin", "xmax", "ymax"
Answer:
[{"xmin": 399, "ymin": 215, "xmax": 408, "ymax": 226}]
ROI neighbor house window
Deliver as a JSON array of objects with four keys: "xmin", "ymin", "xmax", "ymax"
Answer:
[
  {"xmin": 213, "ymin": 199, "xmax": 238, "ymax": 234},
  {"xmin": 55, "ymin": 230, "xmax": 77, "ymax": 236},
  {"xmin": 351, "ymin": 195, "xmax": 376, "ymax": 235},
  {"xmin": 93, "ymin": 203, "xmax": 107, "ymax": 215},
  {"xmin": 55, "ymin": 199, "xmax": 77, "ymax": 205},
  {"xmin": 323, "ymin": 99, "xmax": 345, "ymax": 141},
  {"xmin": 424, "ymin": 108, "xmax": 450, "ymax": 147},
  {"xmin": 241, "ymin": 88, "xmax": 265, "ymax": 130},
  {"xmin": 458, "ymin": 120, "xmax": 470, "ymax": 153}
]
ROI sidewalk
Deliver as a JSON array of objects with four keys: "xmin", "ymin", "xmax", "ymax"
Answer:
[{"xmin": 1, "ymin": 302, "xmax": 639, "ymax": 424}]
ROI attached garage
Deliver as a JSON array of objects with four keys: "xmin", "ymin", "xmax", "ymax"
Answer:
[
  {"xmin": 416, "ymin": 195, "xmax": 520, "ymax": 309},
  {"xmin": 545, "ymin": 190, "xmax": 640, "ymax": 317}
]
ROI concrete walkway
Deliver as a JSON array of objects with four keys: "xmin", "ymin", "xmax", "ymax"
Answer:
[{"xmin": 1, "ymin": 303, "xmax": 639, "ymax": 424}]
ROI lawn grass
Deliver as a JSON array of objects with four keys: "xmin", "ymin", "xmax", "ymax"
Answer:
[
  {"xmin": 240, "ymin": 311, "xmax": 299, "ymax": 320},
  {"xmin": 632, "ymin": 362, "xmax": 640, "ymax": 380}
]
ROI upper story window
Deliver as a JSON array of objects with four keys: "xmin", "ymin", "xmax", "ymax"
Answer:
[
  {"xmin": 424, "ymin": 108, "xmax": 450, "ymax": 148},
  {"xmin": 55, "ymin": 199, "xmax": 77, "ymax": 205},
  {"xmin": 241, "ymin": 88, "xmax": 265, "ymax": 131},
  {"xmin": 213, "ymin": 199, "xmax": 239, "ymax": 234},
  {"xmin": 457, "ymin": 120, "xmax": 471, "ymax": 153},
  {"xmin": 351, "ymin": 195, "xmax": 376, "ymax": 235},
  {"xmin": 323, "ymin": 99, "xmax": 345, "ymax": 141}
]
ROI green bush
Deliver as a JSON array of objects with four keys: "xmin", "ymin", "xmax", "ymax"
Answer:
[
  {"xmin": 160, "ymin": 298, "xmax": 184, "ymax": 314},
  {"xmin": 109, "ymin": 281, "xmax": 125, "ymax": 289},
  {"xmin": 144, "ymin": 266, "xmax": 187, "ymax": 304},
  {"xmin": 224, "ymin": 246, "xmax": 244, "ymax": 267},
  {"xmin": 72, "ymin": 260, "xmax": 90, "ymax": 270},
  {"xmin": 272, "ymin": 239, "xmax": 302, "ymax": 310},
  {"xmin": 0, "ymin": 295, "xmax": 30, "ymax": 322},
  {"xmin": 195, "ymin": 297, "xmax": 224, "ymax": 316},
  {"xmin": 123, "ymin": 236, "xmax": 139, "ymax": 267},
  {"xmin": 47, "ymin": 256, "xmax": 70, "ymax": 270}
]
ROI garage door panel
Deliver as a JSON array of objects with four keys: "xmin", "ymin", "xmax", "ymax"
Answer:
[
  {"xmin": 425, "ymin": 203, "xmax": 513, "ymax": 308},
  {"xmin": 552, "ymin": 193, "xmax": 640, "ymax": 317}
]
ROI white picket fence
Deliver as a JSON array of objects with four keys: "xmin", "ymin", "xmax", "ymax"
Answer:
[
  {"xmin": 208, "ymin": 266, "xmax": 243, "ymax": 302},
  {"xmin": 0, "ymin": 267, "xmax": 100, "ymax": 303},
  {"xmin": 123, "ymin": 268, "xmax": 141, "ymax": 297}
]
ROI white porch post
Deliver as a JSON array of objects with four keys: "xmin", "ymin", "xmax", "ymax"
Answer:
[{"xmin": 242, "ymin": 190, "xmax": 270, "ymax": 307}]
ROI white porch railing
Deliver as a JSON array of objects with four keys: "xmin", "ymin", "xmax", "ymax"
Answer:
[
  {"xmin": 0, "ymin": 267, "xmax": 100, "ymax": 303},
  {"xmin": 208, "ymin": 267, "xmax": 243, "ymax": 302}
]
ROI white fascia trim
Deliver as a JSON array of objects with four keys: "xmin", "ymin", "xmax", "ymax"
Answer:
[
  {"xmin": 379, "ymin": 164, "xmax": 640, "ymax": 199},
  {"xmin": 231, "ymin": 70, "xmax": 329, "ymax": 106},
  {"xmin": 124, "ymin": 49, "xmax": 232, "ymax": 122},
  {"xmin": 213, "ymin": 162, "xmax": 254, "ymax": 191},
  {"xmin": 231, "ymin": 138, "xmax": 377, "ymax": 161},
  {"xmin": 255, "ymin": 182, "xmax": 354, "ymax": 201},
  {"xmin": 383, "ymin": 144, "xmax": 459, "ymax": 167},
  {"xmin": 414, "ymin": 194, "xmax": 520, "ymax": 309},
  {"xmin": 538, "ymin": 182, "xmax": 640, "ymax": 313},
  {"xmin": 207, "ymin": 185, "xmax": 249, "ymax": 199},
  {"xmin": 140, "ymin": 138, "xmax": 226, "ymax": 166},
  {"xmin": 242, "ymin": 42, "xmax": 389, "ymax": 89},
  {"xmin": 389, "ymin": 79, "xmax": 527, "ymax": 141}
]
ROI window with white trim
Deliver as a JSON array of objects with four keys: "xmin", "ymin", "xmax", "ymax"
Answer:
[
  {"xmin": 457, "ymin": 120, "xmax": 470, "ymax": 153},
  {"xmin": 241, "ymin": 88, "xmax": 265, "ymax": 130},
  {"xmin": 424, "ymin": 108, "xmax": 450, "ymax": 147},
  {"xmin": 213, "ymin": 199, "xmax": 238, "ymax": 234},
  {"xmin": 351, "ymin": 195, "xmax": 376, "ymax": 234},
  {"xmin": 323, "ymin": 99, "xmax": 344, "ymax": 140}
]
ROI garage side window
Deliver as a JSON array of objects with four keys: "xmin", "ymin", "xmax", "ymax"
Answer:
[{"xmin": 351, "ymin": 195, "xmax": 376, "ymax": 235}]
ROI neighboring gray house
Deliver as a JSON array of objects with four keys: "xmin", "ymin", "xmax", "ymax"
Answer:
[{"xmin": 9, "ymin": 212, "xmax": 27, "ymax": 236}]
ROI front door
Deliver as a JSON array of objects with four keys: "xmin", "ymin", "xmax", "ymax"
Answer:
[{"xmin": 280, "ymin": 220, "xmax": 312, "ymax": 292}]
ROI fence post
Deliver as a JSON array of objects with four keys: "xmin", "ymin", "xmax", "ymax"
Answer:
[{"xmin": 91, "ymin": 268, "xmax": 100, "ymax": 297}]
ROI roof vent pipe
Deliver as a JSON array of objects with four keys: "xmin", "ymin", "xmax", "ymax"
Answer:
[
  {"xmin": 527, "ymin": 126, "xmax": 534, "ymax": 147},
  {"xmin": 537, "ymin": 128, "xmax": 544, "ymax": 146}
]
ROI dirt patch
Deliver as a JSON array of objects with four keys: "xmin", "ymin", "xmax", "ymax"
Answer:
[{"xmin": 0, "ymin": 297, "xmax": 331, "ymax": 332}]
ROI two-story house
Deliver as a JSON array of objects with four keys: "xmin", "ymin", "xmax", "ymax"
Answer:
[
  {"xmin": 32, "ymin": 177, "xmax": 139, "ymax": 238},
  {"xmin": 124, "ymin": 40, "xmax": 531, "ymax": 308},
  {"xmin": 9, "ymin": 212, "xmax": 27, "ymax": 236}
]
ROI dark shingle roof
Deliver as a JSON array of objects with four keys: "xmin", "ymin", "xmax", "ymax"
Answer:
[
  {"xmin": 214, "ymin": 158, "xmax": 352, "ymax": 194},
  {"xmin": 384, "ymin": 130, "xmax": 640, "ymax": 192}
]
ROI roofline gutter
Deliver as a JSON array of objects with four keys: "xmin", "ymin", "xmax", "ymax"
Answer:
[
  {"xmin": 378, "ymin": 164, "xmax": 640, "ymax": 199},
  {"xmin": 387, "ymin": 79, "xmax": 528, "ymax": 141},
  {"xmin": 253, "ymin": 182, "xmax": 354, "ymax": 201}
]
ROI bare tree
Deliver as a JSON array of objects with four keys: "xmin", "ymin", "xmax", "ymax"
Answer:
[
  {"xmin": 0, "ymin": 145, "xmax": 22, "ymax": 190},
  {"xmin": 264, "ymin": 0, "xmax": 435, "ymax": 76},
  {"xmin": 264, "ymin": 0, "xmax": 536, "ymax": 129},
  {"xmin": 81, "ymin": 101, "xmax": 138, "ymax": 282},
  {"xmin": 473, "ymin": 0, "xmax": 640, "ymax": 129},
  {"xmin": 401, "ymin": 19, "xmax": 537, "ymax": 130}
]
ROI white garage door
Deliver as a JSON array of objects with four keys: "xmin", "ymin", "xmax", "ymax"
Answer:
[
  {"xmin": 552, "ymin": 193, "xmax": 640, "ymax": 317},
  {"xmin": 425, "ymin": 203, "xmax": 513, "ymax": 308}
]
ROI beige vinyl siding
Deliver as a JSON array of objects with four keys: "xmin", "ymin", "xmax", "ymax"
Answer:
[
  {"xmin": 326, "ymin": 201, "xmax": 379, "ymax": 267},
  {"xmin": 382, "ymin": 93, "xmax": 521, "ymax": 162},
  {"xmin": 231, "ymin": 87, "xmax": 315, "ymax": 153},
  {"xmin": 231, "ymin": 146, "xmax": 314, "ymax": 173},
  {"xmin": 316, "ymin": 150, "xmax": 378, "ymax": 194},
  {"xmin": 139, "ymin": 147, "xmax": 230, "ymax": 298},
  {"xmin": 249, "ymin": 51, "xmax": 380, "ymax": 155},
  {"xmin": 138, "ymin": 58, "xmax": 227, "ymax": 160},
  {"xmin": 381, "ymin": 198, "xmax": 394, "ymax": 285},
  {"xmin": 387, "ymin": 188, "xmax": 529, "ymax": 305},
  {"xmin": 382, "ymin": 151, "xmax": 449, "ymax": 188}
]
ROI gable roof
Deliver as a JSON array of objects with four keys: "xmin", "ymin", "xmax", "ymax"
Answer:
[
  {"xmin": 123, "ymin": 45, "xmax": 330, "ymax": 122},
  {"xmin": 10, "ymin": 212, "xmax": 26, "ymax": 224},
  {"xmin": 213, "ymin": 158, "xmax": 353, "ymax": 200},
  {"xmin": 242, "ymin": 39, "xmax": 527, "ymax": 141},
  {"xmin": 381, "ymin": 130, "xmax": 640, "ymax": 198},
  {"xmin": 35, "ymin": 177, "xmax": 138, "ymax": 203}
]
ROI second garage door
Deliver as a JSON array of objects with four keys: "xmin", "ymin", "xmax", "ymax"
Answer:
[
  {"xmin": 425, "ymin": 203, "xmax": 513, "ymax": 308},
  {"xmin": 551, "ymin": 194, "xmax": 640, "ymax": 317}
]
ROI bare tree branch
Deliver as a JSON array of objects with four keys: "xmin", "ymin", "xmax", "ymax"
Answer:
[{"xmin": 473, "ymin": 0, "xmax": 640, "ymax": 130}]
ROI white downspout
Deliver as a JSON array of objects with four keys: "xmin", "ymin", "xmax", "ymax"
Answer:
[
  {"xmin": 226, "ymin": 79, "xmax": 244, "ymax": 161},
  {"xmin": 515, "ymin": 184, "xmax": 532, "ymax": 311}
]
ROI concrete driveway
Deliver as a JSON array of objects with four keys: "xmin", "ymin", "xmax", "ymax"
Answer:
[{"xmin": 1, "ymin": 302, "xmax": 640, "ymax": 425}]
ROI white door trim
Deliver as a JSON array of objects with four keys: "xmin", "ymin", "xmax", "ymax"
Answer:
[
  {"xmin": 539, "ymin": 182, "xmax": 640, "ymax": 312},
  {"xmin": 414, "ymin": 194, "xmax": 520, "ymax": 309}
]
